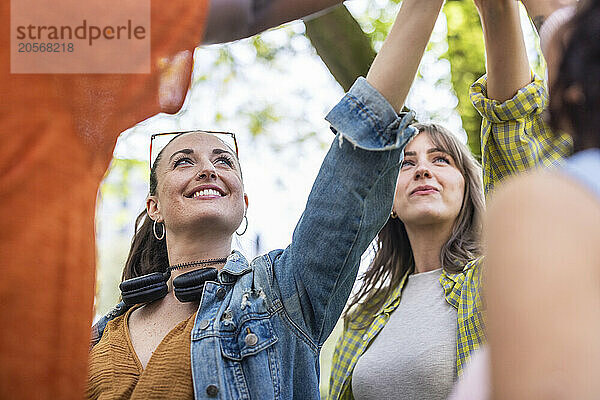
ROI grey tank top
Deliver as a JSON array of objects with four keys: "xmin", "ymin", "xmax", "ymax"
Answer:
[
  {"xmin": 352, "ymin": 268, "xmax": 457, "ymax": 400},
  {"xmin": 559, "ymin": 149, "xmax": 600, "ymax": 199}
]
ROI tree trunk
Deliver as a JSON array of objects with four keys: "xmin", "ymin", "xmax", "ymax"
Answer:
[{"xmin": 304, "ymin": 5, "xmax": 376, "ymax": 92}]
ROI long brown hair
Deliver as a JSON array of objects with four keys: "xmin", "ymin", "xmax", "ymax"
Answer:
[
  {"xmin": 120, "ymin": 140, "xmax": 171, "ymax": 281},
  {"xmin": 344, "ymin": 123, "xmax": 484, "ymax": 323}
]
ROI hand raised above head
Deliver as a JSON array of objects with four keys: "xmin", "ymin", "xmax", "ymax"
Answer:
[{"xmin": 157, "ymin": 50, "xmax": 193, "ymax": 114}]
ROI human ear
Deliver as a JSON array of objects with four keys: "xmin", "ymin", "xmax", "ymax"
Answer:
[
  {"xmin": 146, "ymin": 196, "xmax": 163, "ymax": 222},
  {"xmin": 244, "ymin": 193, "xmax": 249, "ymax": 212}
]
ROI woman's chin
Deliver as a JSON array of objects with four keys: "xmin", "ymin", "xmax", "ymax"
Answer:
[
  {"xmin": 402, "ymin": 208, "xmax": 455, "ymax": 227},
  {"xmin": 173, "ymin": 215, "xmax": 240, "ymax": 236}
]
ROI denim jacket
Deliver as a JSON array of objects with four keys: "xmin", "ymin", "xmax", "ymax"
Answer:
[{"xmin": 91, "ymin": 77, "xmax": 417, "ymax": 399}]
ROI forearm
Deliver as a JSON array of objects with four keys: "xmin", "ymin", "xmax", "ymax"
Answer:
[
  {"xmin": 477, "ymin": 0, "xmax": 531, "ymax": 102},
  {"xmin": 366, "ymin": 0, "xmax": 445, "ymax": 113},
  {"xmin": 520, "ymin": 0, "xmax": 576, "ymax": 31},
  {"xmin": 202, "ymin": 0, "xmax": 342, "ymax": 44}
]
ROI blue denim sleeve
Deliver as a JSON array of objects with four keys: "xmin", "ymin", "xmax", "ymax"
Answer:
[{"xmin": 270, "ymin": 77, "xmax": 417, "ymax": 346}]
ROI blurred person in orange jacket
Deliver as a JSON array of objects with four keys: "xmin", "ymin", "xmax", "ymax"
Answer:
[{"xmin": 0, "ymin": 0, "xmax": 341, "ymax": 398}]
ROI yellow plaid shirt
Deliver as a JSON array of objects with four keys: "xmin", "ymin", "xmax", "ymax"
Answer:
[
  {"xmin": 472, "ymin": 74, "xmax": 573, "ymax": 194},
  {"xmin": 327, "ymin": 74, "xmax": 573, "ymax": 400}
]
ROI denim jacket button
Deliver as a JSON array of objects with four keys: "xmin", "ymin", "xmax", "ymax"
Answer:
[
  {"xmin": 206, "ymin": 384, "xmax": 219, "ymax": 397},
  {"xmin": 221, "ymin": 310, "xmax": 232, "ymax": 321},
  {"xmin": 244, "ymin": 332, "xmax": 259, "ymax": 347},
  {"xmin": 216, "ymin": 287, "xmax": 226, "ymax": 300},
  {"xmin": 199, "ymin": 319, "xmax": 210, "ymax": 330}
]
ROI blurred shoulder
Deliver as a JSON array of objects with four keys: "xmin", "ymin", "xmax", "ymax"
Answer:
[
  {"xmin": 487, "ymin": 167, "xmax": 600, "ymax": 229},
  {"xmin": 484, "ymin": 167, "xmax": 600, "ymax": 311}
]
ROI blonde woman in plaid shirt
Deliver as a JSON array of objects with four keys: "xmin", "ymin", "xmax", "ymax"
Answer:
[{"xmin": 327, "ymin": 0, "xmax": 573, "ymax": 399}]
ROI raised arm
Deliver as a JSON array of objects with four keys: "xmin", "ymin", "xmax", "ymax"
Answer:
[
  {"xmin": 203, "ymin": 0, "xmax": 343, "ymax": 44},
  {"xmin": 469, "ymin": 0, "xmax": 573, "ymax": 195},
  {"xmin": 520, "ymin": 0, "xmax": 577, "ymax": 86},
  {"xmin": 519, "ymin": 0, "xmax": 575, "ymax": 32},
  {"xmin": 366, "ymin": 0, "xmax": 445, "ymax": 112},
  {"xmin": 271, "ymin": 0, "xmax": 446, "ymax": 349},
  {"xmin": 475, "ymin": 0, "xmax": 531, "ymax": 102}
]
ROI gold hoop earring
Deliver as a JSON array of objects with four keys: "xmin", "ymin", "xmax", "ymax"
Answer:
[{"xmin": 390, "ymin": 210, "xmax": 398, "ymax": 219}]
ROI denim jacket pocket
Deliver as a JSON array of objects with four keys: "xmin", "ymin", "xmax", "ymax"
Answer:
[
  {"xmin": 219, "ymin": 316, "xmax": 282, "ymax": 399},
  {"xmin": 220, "ymin": 316, "xmax": 279, "ymax": 361}
]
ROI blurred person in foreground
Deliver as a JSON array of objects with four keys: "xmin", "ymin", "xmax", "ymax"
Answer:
[
  {"xmin": 483, "ymin": 0, "xmax": 600, "ymax": 398},
  {"xmin": 327, "ymin": 0, "xmax": 573, "ymax": 398},
  {"xmin": 0, "ymin": 0, "xmax": 343, "ymax": 398}
]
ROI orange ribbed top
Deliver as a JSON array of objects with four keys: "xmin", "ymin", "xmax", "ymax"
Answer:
[{"xmin": 87, "ymin": 306, "xmax": 196, "ymax": 399}]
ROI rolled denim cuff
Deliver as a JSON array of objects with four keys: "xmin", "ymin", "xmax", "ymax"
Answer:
[{"xmin": 325, "ymin": 77, "xmax": 417, "ymax": 151}]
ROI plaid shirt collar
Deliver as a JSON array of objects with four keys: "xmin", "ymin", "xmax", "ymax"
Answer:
[{"xmin": 329, "ymin": 258, "xmax": 485, "ymax": 400}]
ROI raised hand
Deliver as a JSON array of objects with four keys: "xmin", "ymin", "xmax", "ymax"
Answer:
[
  {"xmin": 474, "ymin": 0, "xmax": 531, "ymax": 102},
  {"xmin": 366, "ymin": 0, "xmax": 445, "ymax": 112}
]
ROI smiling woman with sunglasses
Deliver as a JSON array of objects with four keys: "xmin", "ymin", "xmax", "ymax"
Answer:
[{"xmin": 85, "ymin": 11, "xmax": 420, "ymax": 399}]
